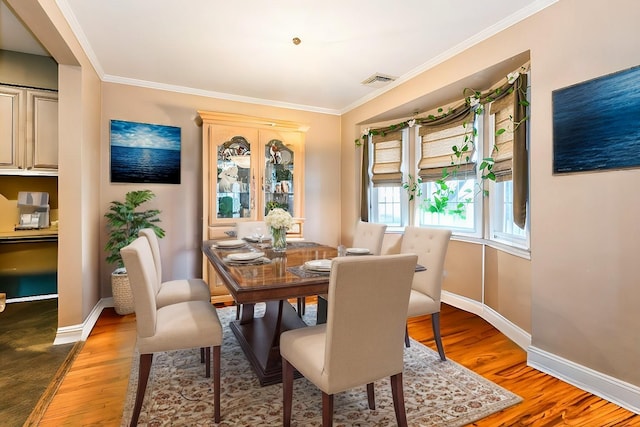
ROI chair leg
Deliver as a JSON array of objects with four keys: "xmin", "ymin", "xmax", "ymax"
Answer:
[
  {"xmin": 296, "ymin": 297, "xmax": 306, "ymax": 317},
  {"xmin": 200, "ymin": 347, "xmax": 205, "ymax": 363},
  {"xmin": 432, "ymin": 312, "xmax": 446, "ymax": 361},
  {"xmin": 322, "ymin": 392, "xmax": 334, "ymax": 427},
  {"xmin": 404, "ymin": 325, "xmax": 410, "ymax": 348},
  {"xmin": 282, "ymin": 358, "xmax": 294, "ymax": 427},
  {"xmin": 204, "ymin": 346, "xmax": 211, "ymax": 378},
  {"xmin": 130, "ymin": 353, "xmax": 153, "ymax": 427},
  {"xmin": 366, "ymin": 382, "xmax": 375, "ymax": 410},
  {"xmin": 236, "ymin": 304, "xmax": 241, "ymax": 320},
  {"xmin": 213, "ymin": 345, "xmax": 221, "ymax": 423},
  {"xmin": 390, "ymin": 373, "xmax": 408, "ymax": 427}
]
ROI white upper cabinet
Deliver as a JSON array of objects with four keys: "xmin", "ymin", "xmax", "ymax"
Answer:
[{"xmin": 0, "ymin": 85, "xmax": 58, "ymax": 175}]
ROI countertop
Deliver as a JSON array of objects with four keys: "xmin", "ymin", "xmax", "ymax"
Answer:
[{"xmin": 0, "ymin": 228, "xmax": 58, "ymax": 243}]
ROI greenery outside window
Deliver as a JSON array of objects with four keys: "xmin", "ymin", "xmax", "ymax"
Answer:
[{"xmin": 364, "ymin": 64, "xmax": 530, "ymax": 253}]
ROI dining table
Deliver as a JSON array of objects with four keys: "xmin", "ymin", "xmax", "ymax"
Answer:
[{"xmin": 201, "ymin": 239, "xmax": 337, "ymax": 386}]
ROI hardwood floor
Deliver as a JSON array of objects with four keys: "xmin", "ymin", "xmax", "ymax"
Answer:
[{"xmin": 38, "ymin": 301, "xmax": 639, "ymax": 426}]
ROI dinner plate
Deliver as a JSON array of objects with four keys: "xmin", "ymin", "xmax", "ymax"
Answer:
[
  {"xmin": 304, "ymin": 259, "xmax": 332, "ymax": 271},
  {"xmin": 214, "ymin": 239, "xmax": 246, "ymax": 248},
  {"xmin": 227, "ymin": 251, "xmax": 265, "ymax": 262},
  {"xmin": 346, "ymin": 247, "xmax": 370, "ymax": 255}
]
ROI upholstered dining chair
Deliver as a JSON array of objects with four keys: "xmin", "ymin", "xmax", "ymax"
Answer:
[
  {"xmin": 281, "ymin": 254, "xmax": 418, "ymax": 427},
  {"xmin": 351, "ymin": 220, "xmax": 387, "ymax": 254},
  {"xmin": 121, "ymin": 237, "xmax": 223, "ymax": 426},
  {"xmin": 138, "ymin": 228, "xmax": 211, "ymax": 308},
  {"xmin": 315, "ymin": 220, "xmax": 388, "ymax": 324},
  {"xmin": 399, "ymin": 226, "xmax": 451, "ymax": 361},
  {"xmin": 234, "ymin": 220, "xmax": 269, "ymax": 240}
]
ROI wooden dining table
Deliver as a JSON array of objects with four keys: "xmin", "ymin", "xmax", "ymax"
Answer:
[{"xmin": 202, "ymin": 239, "xmax": 337, "ymax": 386}]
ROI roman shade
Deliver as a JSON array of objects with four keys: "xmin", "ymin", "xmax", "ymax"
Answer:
[
  {"xmin": 488, "ymin": 72, "xmax": 528, "ymax": 228},
  {"xmin": 489, "ymin": 92, "xmax": 515, "ymax": 182},
  {"xmin": 371, "ymin": 130, "xmax": 403, "ymax": 186},
  {"xmin": 418, "ymin": 110, "xmax": 475, "ymax": 182}
]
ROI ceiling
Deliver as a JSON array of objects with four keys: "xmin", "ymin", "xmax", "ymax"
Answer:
[{"xmin": 1, "ymin": 0, "xmax": 554, "ymax": 114}]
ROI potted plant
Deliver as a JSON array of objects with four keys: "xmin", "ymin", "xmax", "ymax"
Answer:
[{"xmin": 104, "ymin": 189, "xmax": 165, "ymax": 314}]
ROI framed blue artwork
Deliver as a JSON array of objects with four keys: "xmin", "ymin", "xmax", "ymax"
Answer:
[
  {"xmin": 552, "ymin": 65, "xmax": 640, "ymax": 174},
  {"xmin": 110, "ymin": 119, "xmax": 181, "ymax": 184}
]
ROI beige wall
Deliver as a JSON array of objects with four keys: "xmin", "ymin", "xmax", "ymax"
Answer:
[
  {"xmin": 11, "ymin": 0, "xmax": 640, "ymax": 397},
  {"xmin": 0, "ymin": 50, "xmax": 58, "ymax": 89},
  {"xmin": 99, "ymin": 83, "xmax": 341, "ymax": 296},
  {"xmin": 485, "ymin": 246, "xmax": 531, "ymax": 332},
  {"xmin": 341, "ymin": 0, "xmax": 640, "ymax": 388},
  {"xmin": 8, "ymin": 0, "xmax": 103, "ymax": 327}
]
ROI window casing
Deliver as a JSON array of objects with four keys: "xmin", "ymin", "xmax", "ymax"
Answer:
[{"xmin": 366, "ymin": 68, "xmax": 530, "ymax": 252}]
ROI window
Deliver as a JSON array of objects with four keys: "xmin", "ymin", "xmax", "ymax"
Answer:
[
  {"xmin": 487, "ymin": 76, "xmax": 530, "ymax": 248},
  {"xmin": 365, "ymin": 65, "xmax": 530, "ymax": 252},
  {"xmin": 368, "ymin": 129, "xmax": 407, "ymax": 227},
  {"xmin": 416, "ymin": 113, "xmax": 481, "ymax": 235}
]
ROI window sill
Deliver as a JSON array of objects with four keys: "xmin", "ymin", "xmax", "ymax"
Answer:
[{"xmin": 451, "ymin": 235, "xmax": 531, "ymax": 260}]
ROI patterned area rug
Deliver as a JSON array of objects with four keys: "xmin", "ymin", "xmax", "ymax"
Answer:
[{"xmin": 121, "ymin": 304, "xmax": 521, "ymax": 426}]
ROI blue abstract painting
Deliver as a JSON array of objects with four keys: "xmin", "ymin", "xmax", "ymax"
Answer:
[
  {"xmin": 553, "ymin": 65, "xmax": 640, "ymax": 174},
  {"xmin": 110, "ymin": 120, "xmax": 181, "ymax": 184}
]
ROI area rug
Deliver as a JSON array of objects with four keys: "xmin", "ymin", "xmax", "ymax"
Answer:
[
  {"xmin": 121, "ymin": 304, "xmax": 521, "ymax": 426},
  {"xmin": 0, "ymin": 299, "xmax": 81, "ymax": 427}
]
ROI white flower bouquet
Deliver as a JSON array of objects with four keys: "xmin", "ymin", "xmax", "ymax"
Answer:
[{"xmin": 265, "ymin": 208, "xmax": 294, "ymax": 230}]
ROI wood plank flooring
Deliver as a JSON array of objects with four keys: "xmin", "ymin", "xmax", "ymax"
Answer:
[{"xmin": 38, "ymin": 301, "xmax": 639, "ymax": 426}]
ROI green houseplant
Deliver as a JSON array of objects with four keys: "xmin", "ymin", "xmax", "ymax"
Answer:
[{"xmin": 104, "ymin": 189, "xmax": 165, "ymax": 314}]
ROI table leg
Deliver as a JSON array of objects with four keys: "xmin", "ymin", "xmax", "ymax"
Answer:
[{"xmin": 229, "ymin": 300, "xmax": 307, "ymax": 386}]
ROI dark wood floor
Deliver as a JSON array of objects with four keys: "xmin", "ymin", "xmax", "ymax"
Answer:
[{"xmin": 38, "ymin": 301, "xmax": 639, "ymax": 426}]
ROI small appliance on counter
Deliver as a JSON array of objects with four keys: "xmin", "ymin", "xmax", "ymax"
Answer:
[{"xmin": 15, "ymin": 191, "xmax": 50, "ymax": 230}]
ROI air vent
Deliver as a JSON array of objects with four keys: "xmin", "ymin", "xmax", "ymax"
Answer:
[{"xmin": 361, "ymin": 73, "xmax": 397, "ymax": 88}]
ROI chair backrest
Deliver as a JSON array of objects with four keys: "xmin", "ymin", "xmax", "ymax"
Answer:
[
  {"xmin": 351, "ymin": 221, "xmax": 387, "ymax": 255},
  {"xmin": 121, "ymin": 236, "xmax": 158, "ymax": 339},
  {"xmin": 324, "ymin": 254, "xmax": 417, "ymax": 392},
  {"xmin": 138, "ymin": 228, "xmax": 162, "ymax": 288},
  {"xmin": 400, "ymin": 226, "xmax": 451, "ymax": 301},
  {"xmin": 235, "ymin": 220, "xmax": 269, "ymax": 239}
]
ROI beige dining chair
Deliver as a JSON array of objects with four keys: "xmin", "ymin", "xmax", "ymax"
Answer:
[
  {"xmin": 281, "ymin": 254, "xmax": 418, "ymax": 427},
  {"xmin": 351, "ymin": 220, "xmax": 387, "ymax": 254},
  {"xmin": 235, "ymin": 220, "xmax": 269, "ymax": 240},
  {"xmin": 138, "ymin": 228, "xmax": 211, "ymax": 308},
  {"xmin": 399, "ymin": 226, "xmax": 451, "ymax": 361},
  {"xmin": 121, "ymin": 237, "xmax": 223, "ymax": 426},
  {"xmin": 315, "ymin": 220, "xmax": 388, "ymax": 324}
]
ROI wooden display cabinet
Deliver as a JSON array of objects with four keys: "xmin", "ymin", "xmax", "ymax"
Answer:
[{"xmin": 198, "ymin": 111, "xmax": 308, "ymax": 302}]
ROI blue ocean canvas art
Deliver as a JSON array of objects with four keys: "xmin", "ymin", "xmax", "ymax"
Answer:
[
  {"xmin": 110, "ymin": 120, "xmax": 181, "ymax": 184},
  {"xmin": 553, "ymin": 65, "xmax": 640, "ymax": 174}
]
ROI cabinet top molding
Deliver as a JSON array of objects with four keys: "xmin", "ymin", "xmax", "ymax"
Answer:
[{"xmin": 196, "ymin": 111, "xmax": 309, "ymax": 133}]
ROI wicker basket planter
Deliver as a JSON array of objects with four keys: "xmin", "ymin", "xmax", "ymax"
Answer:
[{"xmin": 112, "ymin": 268, "xmax": 135, "ymax": 315}]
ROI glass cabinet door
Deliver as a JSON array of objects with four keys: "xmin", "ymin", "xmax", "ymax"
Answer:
[
  {"xmin": 216, "ymin": 136, "xmax": 253, "ymax": 220},
  {"xmin": 263, "ymin": 139, "xmax": 295, "ymax": 216}
]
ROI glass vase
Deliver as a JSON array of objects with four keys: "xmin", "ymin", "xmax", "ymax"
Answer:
[{"xmin": 271, "ymin": 227, "xmax": 287, "ymax": 252}]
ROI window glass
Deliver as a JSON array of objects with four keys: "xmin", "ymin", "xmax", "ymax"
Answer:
[
  {"xmin": 490, "ymin": 178, "xmax": 527, "ymax": 247},
  {"xmin": 370, "ymin": 186, "xmax": 403, "ymax": 227},
  {"xmin": 417, "ymin": 178, "xmax": 476, "ymax": 232}
]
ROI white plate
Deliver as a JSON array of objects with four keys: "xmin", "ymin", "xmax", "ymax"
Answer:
[
  {"xmin": 304, "ymin": 259, "xmax": 332, "ymax": 271},
  {"xmin": 227, "ymin": 251, "xmax": 265, "ymax": 261},
  {"xmin": 215, "ymin": 239, "xmax": 246, "ymax": 248},
  {"xmin": 346, "ymin": 247, "xmax": 370, "ymax": 255}
]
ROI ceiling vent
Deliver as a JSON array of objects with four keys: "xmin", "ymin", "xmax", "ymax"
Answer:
[{"xmin": 361, "ymin": 73, "xmax": 397, "ymax": 88}]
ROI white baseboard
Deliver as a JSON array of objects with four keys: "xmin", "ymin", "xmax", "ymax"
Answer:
[
  {"xmin": 441, "ymin": 291, "xmax": 531, "ymax": 350},
  {"xmin": 528, "ymin": 346, "xmax": 640, "ymax": 415},
  {"xmin": 53, "ymin": 298, "xmax": 112, "ymax": 345},
  {"xmin": 442, "ymin": 291, "xmax": 639, "ymax": 415}
]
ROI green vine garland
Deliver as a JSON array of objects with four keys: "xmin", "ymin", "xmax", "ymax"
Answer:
[{"xmin": 359, "ymin": 66, "xmax": 529, "ymax": 217}]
